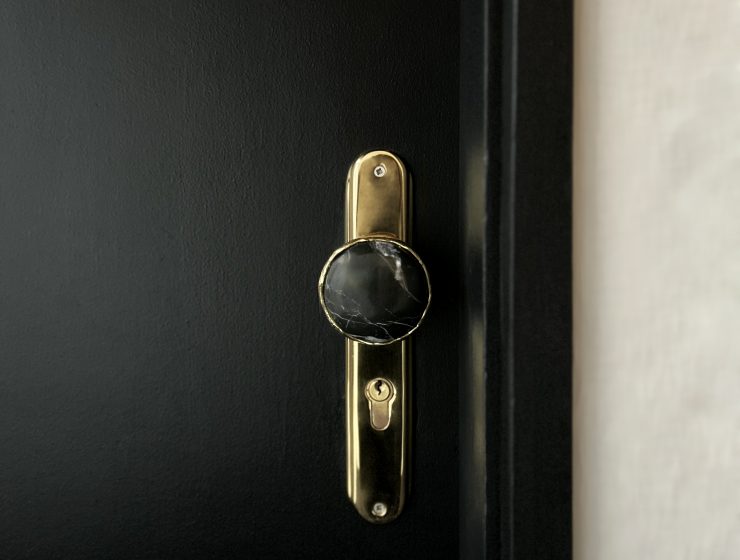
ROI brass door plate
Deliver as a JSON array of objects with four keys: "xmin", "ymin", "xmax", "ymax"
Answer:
[{"xmin": 345, "ymin": 151, "xmax": 410, "ymax": 523}]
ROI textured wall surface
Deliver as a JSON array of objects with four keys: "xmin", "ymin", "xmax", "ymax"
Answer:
[{"xmin": 574, "ymin": 1, "xmax": 740, "ymax": 558}]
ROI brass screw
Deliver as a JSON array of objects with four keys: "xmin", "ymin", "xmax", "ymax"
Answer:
[{"xmin": 372, "ymin": 502, "xmax": 388, "ymax": 518}]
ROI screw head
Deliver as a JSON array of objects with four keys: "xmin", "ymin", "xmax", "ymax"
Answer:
[
  {"xmin": 371, "ymin": 502, "xmax": 388, "ymax": 518},
  {"xmin": 373, "ymin": 164, "xmax": 386, "ymax": 178}
]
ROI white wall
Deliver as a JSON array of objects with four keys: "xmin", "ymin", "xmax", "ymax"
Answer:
[{"xmin": 574, "ymin": 1, "xmax": 740, "ymax": 558}]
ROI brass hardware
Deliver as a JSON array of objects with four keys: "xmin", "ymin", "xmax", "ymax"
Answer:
[
  {"xmin": 366, "ymin": 378, "xmax": 392, "ymax": 402},
  {"xmin": 365, "ymin": 378, "xmax": 395, "ymax": 431},
  {"xmin": 345, "ymin": 151, "xmax": 408, "ymax": 241},
  {"xmin": 318, "ymin": 150, "xmax": 430, "ymax": 523},
  {"xmin": 371, "ymin": 502, "xmax": 388, "ymax": 518}
]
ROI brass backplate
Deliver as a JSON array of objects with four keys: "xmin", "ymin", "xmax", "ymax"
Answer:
[{"xmin": 345, "ymin": 151, "xmax": 409, "ymax": 523}]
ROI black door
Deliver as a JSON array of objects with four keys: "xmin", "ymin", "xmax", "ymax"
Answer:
[{"xmin": 0, "ymin": 2, "xmax": 461, "ymax": 558}]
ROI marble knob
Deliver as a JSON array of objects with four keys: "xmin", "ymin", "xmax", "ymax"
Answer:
[{"xmin": 318, "ymin": 238, "xmax": 431, "ymax": 345}]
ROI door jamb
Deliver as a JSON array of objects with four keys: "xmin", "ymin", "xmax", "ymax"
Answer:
[{"xmin": 460, "ymin": 0, "xmax": 573, "ymax": 558}]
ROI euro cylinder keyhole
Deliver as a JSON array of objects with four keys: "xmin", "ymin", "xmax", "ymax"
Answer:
[
  {"xmin": 365, "ymin": 378, "xmax": 395, "ymax": 431},
  {"xmin": 370, "ymin": 379, "xmax": 391, "ymax": 401}
]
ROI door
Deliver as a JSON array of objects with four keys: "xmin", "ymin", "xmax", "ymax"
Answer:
[{"xmin": 0, "ymin": 2, "xmax": 460, "ymax": 558}]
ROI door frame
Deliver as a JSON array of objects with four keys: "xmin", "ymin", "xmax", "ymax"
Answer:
[{"xmin": 460, "ymin": 0, "xmax": 573, "ymax": 558}]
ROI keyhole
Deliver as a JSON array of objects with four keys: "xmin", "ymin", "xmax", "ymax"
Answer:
[
  {"xmin": 374, "ymin": 380, "xmax": 384, "ymax": 396},
  {"xmin": 364, "ymin": 377, "xmax": 395, "ymax": 430}
]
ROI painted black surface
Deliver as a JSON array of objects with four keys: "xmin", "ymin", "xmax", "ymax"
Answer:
[
  {"xmin": 460, "ymin": 0, "xmax": 572, "ymax": 558},
  {"xmin": 0, "ymin": 2, "xmax": 459, "ymax": 558},
  {"xmin": 320, "ymin": 239, "xmax": 430, "ymax": 344}
]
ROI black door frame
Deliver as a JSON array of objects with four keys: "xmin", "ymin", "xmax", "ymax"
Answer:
[{"xmin": 460, "ymin": 0, "xmax": 573, "ymax": 558}]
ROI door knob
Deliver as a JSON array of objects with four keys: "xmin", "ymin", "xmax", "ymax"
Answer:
[
  {"xmin": 319, "ymin": 237, "xmax": 431, "ymax": 344},
  {"xmin": 318, "ymin": 151, "xmax": 431, "ymax": 523}
]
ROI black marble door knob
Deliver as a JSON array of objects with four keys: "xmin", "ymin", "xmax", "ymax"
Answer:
[{"xmin": 318, "ymin": 238, "xmax": 431, "ymax": 345}]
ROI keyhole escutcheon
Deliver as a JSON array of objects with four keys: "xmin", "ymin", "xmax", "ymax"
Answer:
[{"xmin": 365, "ymin": 377, "xmax": 395, "ymax": 431}]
